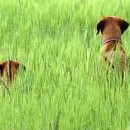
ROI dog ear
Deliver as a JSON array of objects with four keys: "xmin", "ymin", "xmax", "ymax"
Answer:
[
  {"xmin": 119, "ymin": 19, "xmax": 129, "ymax": 34},
  {"xmin": 20, "ymin": 64, "xmax": 26, "ymax": 71},
  {"xmin": 0, "ymin": 62, "xmax": 7, "ymax": 75},
  {"xmin": 96, "ymin": 19, "xmax": 105, "ymax": 35}
]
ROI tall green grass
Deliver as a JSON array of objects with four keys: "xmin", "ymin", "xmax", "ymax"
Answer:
[{"xmin": 0, "ymin": 0, "xmax": 130, "ymax": 129}]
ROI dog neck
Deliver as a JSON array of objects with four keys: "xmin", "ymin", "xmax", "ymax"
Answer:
[{"xmin": 103, "ymin": 37, "xmax": 122, "ymax": 45}]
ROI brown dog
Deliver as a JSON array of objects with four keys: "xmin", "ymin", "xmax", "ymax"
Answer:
[
  {"xmin": 97, "ymin": 16, "xmax": 129, "ymax": 72},
  {"xmin": 0, "ymin": 60, "xmax": 25, "ymax": 86}
]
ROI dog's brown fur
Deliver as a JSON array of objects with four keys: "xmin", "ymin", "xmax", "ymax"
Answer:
[
  {"xmin": 97, "ymin": 16, "xmax": 129, "ymax": 72},
  {"xmin": 0, "ymin": 60, "xmax": 25, "ymax": 86}
]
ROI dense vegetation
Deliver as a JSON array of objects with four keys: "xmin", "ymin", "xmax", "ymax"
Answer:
[{"xmin": 0, "ymin": 0, "xmax": 130, "ymax": 129}]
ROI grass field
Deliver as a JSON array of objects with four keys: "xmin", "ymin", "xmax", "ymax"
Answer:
[{"xmin": 0, "ymin": 0, "xmax": 130, "ymax": 130}]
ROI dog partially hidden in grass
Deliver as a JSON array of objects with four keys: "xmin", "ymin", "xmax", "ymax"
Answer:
[
  {"xmin": 0, "ymin": 60, "xmax": 25, "ymax": 88},
  {"xmin": 96, "ymin": 16, "xmax": 129, "ymax": 75}
]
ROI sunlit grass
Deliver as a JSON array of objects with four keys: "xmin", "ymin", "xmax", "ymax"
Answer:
[{"xmin": 0, "ymin": 0, "xmax": 130, "ymax": 130}]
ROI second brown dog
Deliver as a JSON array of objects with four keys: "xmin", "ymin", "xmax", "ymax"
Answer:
[{"xmin": 0, "ymin": 60, "xmax": 25, "ymax": 86}]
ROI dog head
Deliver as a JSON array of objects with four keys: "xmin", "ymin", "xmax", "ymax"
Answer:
[
  {"xmin": 96, "ymin": 16, "xmax": 129, "ymax": 35},
  {"xmin": 0, "ymin": 60, "xmax": 25, "ymax": 85}
]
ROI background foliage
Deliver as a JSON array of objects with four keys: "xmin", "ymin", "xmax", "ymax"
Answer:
[{"xmin": 0, "ymin": 0, "xmax": 130, "ymax": 130}]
